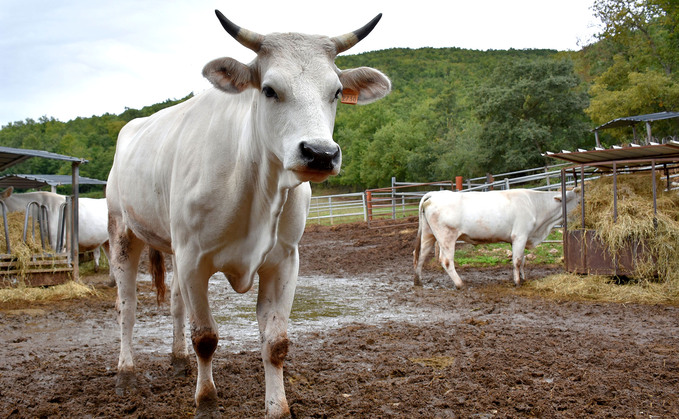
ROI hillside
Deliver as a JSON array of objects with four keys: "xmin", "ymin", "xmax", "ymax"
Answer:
[{"xmin": 1, "ymin": 47, "xmax": 593, "ymax": 193}]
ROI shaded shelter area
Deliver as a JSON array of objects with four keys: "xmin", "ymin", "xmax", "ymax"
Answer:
[
  {"xmin": 0, "ymin": 174, "xmax": 106, "ymax": 193},
  {"xmin": 0, "ymin": 146, "xmax": 92, "ymax": 283},
  {"xmin": 592, "ymin": 111, "xmax": 679, "ymax": 147},
  {"xmin": 545, "ymin": 141, "xmax": 679, "ymax": 276}
]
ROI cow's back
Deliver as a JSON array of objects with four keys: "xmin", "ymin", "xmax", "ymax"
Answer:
[
  {"xmin": 107, "ymin": 89, "xmax": 257, "ymax": 252},
  {"xmin": 426, "ymin": 191, "xmax": 517, "ymax": 243}
]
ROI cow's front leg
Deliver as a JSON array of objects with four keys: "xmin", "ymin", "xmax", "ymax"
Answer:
[
  {"xmin": 511, "ymin": 237, "xmax": 528, "ymax": 286},
  {"xmin": 175, "ymin": 256, "xmax": 220, "ymax": 417},
  {"xmin": 256, "ymin": 251, "xmax": 298, "ymax": 419},
  {"xmin": 170, "ymin": 256, "xmax": 190, "ymax": 376}
]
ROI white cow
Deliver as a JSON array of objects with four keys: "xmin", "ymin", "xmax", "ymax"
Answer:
[
  {"xmin": 0, "ymin": 187, "xmax": 110, "ymax": 270},
  {"xmin": 106, "ymin": 10, "xmax": 390, "ymax": 418},
  {"xmin": 413, "ymin": 188, "xmax": 581, "ymax": 288}
]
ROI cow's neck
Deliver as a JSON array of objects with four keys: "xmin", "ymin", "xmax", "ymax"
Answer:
[{"xmin": 214, "ymin": 131, "xmax": 300, "ymax": 293}]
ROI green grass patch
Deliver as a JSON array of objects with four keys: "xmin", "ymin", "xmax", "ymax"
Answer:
[{"xmin": 447, "ymin": 229, "xmax": 564, "ymax": 267}]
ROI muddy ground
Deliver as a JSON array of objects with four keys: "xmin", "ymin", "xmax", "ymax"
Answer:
[{"xmin": 1, "ymin": 218, "xmax": 678, "ymax": 418}]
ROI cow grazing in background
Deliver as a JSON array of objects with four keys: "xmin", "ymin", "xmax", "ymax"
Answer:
[
  {"xmin": 0, "ymin": 187, "xmax": 110, "ymax": 270},
  {"xmin": 106, "ymin": 10, "xmax": 390, "ymax": 418},
  {"xmin": 413, "ymin": 188, "xmax": 581, "ymax": 288}
]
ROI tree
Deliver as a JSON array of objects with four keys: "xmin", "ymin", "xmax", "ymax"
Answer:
[
  {"xmin": 475, "ymin": 59, "xmax": 590, "ymax": 173},
  {"xmin": 592, "ymin": 0, "xmax": 679, "ymax": 75},
  {"xmin": 586, "ymin": 0, "xmax": 679, "ymax": 135}
]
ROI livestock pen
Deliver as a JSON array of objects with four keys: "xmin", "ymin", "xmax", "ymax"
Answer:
[{"xmin": 0, "ymin": 146, "xmax": 103, "ymax": 286}]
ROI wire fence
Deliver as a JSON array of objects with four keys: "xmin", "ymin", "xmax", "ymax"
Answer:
[
  {"xmin": 308, "ymin": 163, "xmax": 582, "ymax": 226},
  {"xmin": 308, "ymin": 163, "xmax": 679, "ymax": 226}
]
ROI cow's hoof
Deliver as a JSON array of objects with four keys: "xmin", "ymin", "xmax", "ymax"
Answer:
[
  {"xmin": 171, "ymin": 354, "xmax": 191, "ymax": 377},
  {"xmin": 265, "ymin": 401, "xmax": 291, "ymax": 419},
  {"xmin": 195, "ymin": 395, "xmax": 221, "ymax": 418},
  {"xmin": 115, "ymin": 370, "xmax": 137, "ymax": 396},
  {"xmin": 413, "ymin": 277, "xmax": 422, "ymax": 287}
]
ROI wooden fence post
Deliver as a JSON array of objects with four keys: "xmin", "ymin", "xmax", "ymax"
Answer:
[
  {"xmin": 455, "ymin": 176, "xmax": 463, "ymax": 191},
  {"xmin": 366, "ymin": 190, "xmax": 373, "ymax": 221}
]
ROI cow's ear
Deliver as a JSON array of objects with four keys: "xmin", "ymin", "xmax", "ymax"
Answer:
[
  {"xmin": 339, "ymin": 67, "xmax": 391, "ymax": 104},
  {"xmin": 1, "ymin": 186, "xmax": 13, "ymax": 199},
  {"xmin": 202, "ymin": 57, "xmax": 256, "ymax": 93}
]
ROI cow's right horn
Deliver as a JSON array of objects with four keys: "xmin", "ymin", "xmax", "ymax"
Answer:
[
  {"xmin": 215, "ymin": 10, "xmax": 264, "ymax": 53},
  {"xmin": 332, "ymin": 13, "xmax": 383, "ymax": 55}
]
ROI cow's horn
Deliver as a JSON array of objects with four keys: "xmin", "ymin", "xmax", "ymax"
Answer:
[
  {"xmin": 331, "ymin": 13, "xmax": 383, "ymax": 55},
  {"xmin": 215, "ymin": 10, "xmax": 264, "ymax": 52}
]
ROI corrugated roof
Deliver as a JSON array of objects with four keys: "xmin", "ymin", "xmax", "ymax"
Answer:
[
  {"xmin": 0, "ymin": 146, "xmax": 87, "ymax": 172},
  {"xmin": 593, "ymin": 111, "xmax": 679, "ymax": 131},
  {"xmin": 544, "ymin": 141, "xmax": 679, "ymax": 168},
  {"xmin": 0, "ymin": 174, "xmax": 106, "ymax": 190}
]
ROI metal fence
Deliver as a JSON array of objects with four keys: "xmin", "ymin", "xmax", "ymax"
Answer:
[
  {"xmin": 308, "ymin": 163, "xmax": 579, "ymax": 225},
  {"xmin": 306, "ymin": 163, "xmax": 679, "ymax": 225}
]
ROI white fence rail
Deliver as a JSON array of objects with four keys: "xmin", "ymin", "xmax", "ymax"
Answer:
[{"xmin": 307, "ymin": 164, "xmax": 679, "ymax": 225}]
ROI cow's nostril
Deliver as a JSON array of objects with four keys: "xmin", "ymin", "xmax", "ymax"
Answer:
[{"xmin": 299, "ymin": 142, "xmax": 340, "ymax": 170}]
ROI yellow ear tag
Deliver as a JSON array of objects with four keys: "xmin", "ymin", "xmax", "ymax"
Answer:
[{"xmin": 341, "ymin": 88, "xmax": 359, "ymax": 105}]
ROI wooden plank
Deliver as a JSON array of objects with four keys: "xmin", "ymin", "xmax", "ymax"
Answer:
[
  {"xmin": 0, "ymin": 259, "xmax": 69, "ymax": 268},
  {"xmin": 0, "ymin": 271, "xmax": 71, "ymax": 287}
]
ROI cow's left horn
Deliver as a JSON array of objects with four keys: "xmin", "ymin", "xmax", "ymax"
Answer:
[
  {"xmin": 331, "ymin": 13, "xmax": 383, "ymax": 55},
  {"xmin": 215, "ymin": 10, "xmax": 264, "ymax": 52}
]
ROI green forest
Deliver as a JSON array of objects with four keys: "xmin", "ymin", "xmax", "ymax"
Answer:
[{"xmin": 2, "ymin": 0, "xmax": 678, "ymax": 193}]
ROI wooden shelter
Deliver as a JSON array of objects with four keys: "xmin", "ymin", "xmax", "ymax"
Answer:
[
  {"xmin": 546, "ymin": 140, "xmax": 679, "ymax": 276},
  {"xmin": 0, "ymin": 146, "xmax": 94, "ymax": 286}
]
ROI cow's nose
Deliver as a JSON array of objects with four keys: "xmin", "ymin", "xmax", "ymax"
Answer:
[{"xmin": 299, "ymin": 141, "xmax": 341, "ymax": 171}]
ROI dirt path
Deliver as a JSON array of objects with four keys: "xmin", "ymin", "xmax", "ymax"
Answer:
[{"xmin": 1, "ymin": 219, "xmax": 678, "ymax": 418}]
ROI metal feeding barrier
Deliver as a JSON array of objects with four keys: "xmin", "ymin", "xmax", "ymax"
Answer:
[{"xmin": 0, "ymin": 199, "xmax": 72, "ymax": 287}]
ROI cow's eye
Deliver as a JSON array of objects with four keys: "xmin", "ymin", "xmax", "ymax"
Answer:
[
  {"xmin": 334, "ymin": 88, "xmax": 342, "ymax": 100},
  {"xmin": 263, "ymin": 86, "xmax": 278, "ymax": 100}
]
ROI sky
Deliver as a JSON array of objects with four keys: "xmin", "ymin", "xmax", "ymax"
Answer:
[{"xmin": 0, "ymin": 0, "xmax": 601, "ymax": 127}]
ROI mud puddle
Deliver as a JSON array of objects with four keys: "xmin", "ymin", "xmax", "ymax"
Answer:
[{"xmin": 133, "ymin": 272, "xmax": 440, "ymax": 354}]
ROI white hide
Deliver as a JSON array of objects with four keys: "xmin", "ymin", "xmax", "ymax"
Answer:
[
  {"xmin": 414, "ymin": 189, "xmax": 580, "ymax": 288},
  {"xmin": 106, "ymin": 13, "xmax": 391, "ymax": 419}
]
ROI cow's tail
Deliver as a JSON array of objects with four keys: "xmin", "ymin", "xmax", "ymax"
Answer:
[
  {"xmin": 413, "ymin": 193, "xmax": 430, "ymax": 269},
  {"xmin": 149, "ymin": 248, "xmax": 166, "ymax": 305}
]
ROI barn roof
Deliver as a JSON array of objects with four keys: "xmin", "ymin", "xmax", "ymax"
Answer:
[
  {"xmin": 544, "ymin": 141, "xmax": 679, "ymax": 169},
  {"xmin": 0, "ymin": 146, "xmax": 87, "ymax": 172},
  {"xmin": 593, "ymin": 111, "xmax": 679, "ymax": 131},
  {"xmin": 0, "ymin": 174, "xmax": 106, "ymax": 190}
]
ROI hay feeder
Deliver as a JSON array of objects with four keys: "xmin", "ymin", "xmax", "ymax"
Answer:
[
  {"xmin": 548, "ymin": 141, "xmax": 679, "ymax": 278},
  {"xmin": 0, "ymin": 146, "xmax": 92, "ymax": 287}
]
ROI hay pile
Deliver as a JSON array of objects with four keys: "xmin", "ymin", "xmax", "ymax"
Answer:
[
  {"xmin": 0, "ymin": 211, "xmax": 58, "ymax": 283},
  {"xmin": 569, "ymin": 173, "xmax": 679, "ymax": 282},
  {"xmin": 0, "ymin": 280, "xmax": 97, "ymax": 304}
]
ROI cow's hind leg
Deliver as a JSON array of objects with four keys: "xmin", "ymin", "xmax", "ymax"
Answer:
[
  {"xmin": 100, "ymin": 241, "xmax": 117, "ymax": 287},
  {"xmin": 256, "ymin": 253, "xmax": 298, "ymax": 418},
  {"xmin": 438, "ymin": 239, "xmax": 465, "ymax": 289},
  {"xmin": 413, "ymin": 228, "xmax": 437, "ymax": 287},
  {"xmin": 93, "ymin": 246, "xmax": 101, "ymax": 272},
  {"xmin": 109, "ymin": 216, "xmax": 145, "ymax": 395},
  {"xmin": 170, "ymin": 255, "xmax": 190, "ymax": 377},
  {"xmin": 174, "ymin": 255, "xmax": 220, "ymax": 417}
]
